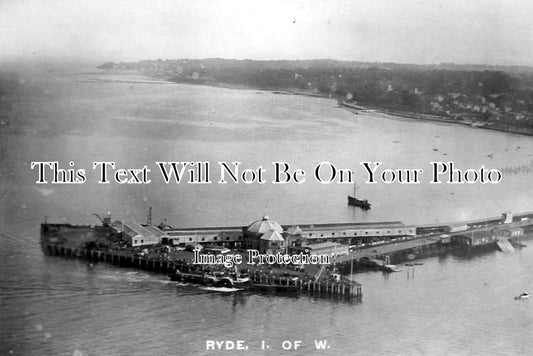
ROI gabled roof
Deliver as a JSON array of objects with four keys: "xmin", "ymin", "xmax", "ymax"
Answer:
[
  {"xmin": 260, "ymin": 230, "xmax": 284, "ymax": 241},
  {"xmin": 122, "ymin": 221, "xmax": 168, "ymax": 238},
  {"xmin": 287, "ymin": 226, "xmax": 303, "ymax": 235}
]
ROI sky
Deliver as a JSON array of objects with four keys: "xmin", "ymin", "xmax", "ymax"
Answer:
[{"xmin": 1, "ymin": 0, "xmax": 533, "ymax": 66}]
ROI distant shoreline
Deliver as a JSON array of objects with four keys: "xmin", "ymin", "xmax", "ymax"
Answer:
[
  {"xmin": 158, "ymin": 73, "xmax": 533, "ymax": 138},
  {"xmin": 95, "ymin": 69, "xmax": 533, "ymax": 138},
  {"xmin": 339, "ymin": 101, "xmax": 533, "ymax": 137},
  {"xmin": 178, "ymin": 78, "xmax": 533, "ymax": 138}
]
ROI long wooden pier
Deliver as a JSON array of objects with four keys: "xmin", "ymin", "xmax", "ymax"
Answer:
[
  {"xmin": 42, "ymin": 244, "xmax": 362, "ymax": 300},
  {"xmin": 333, "ymin": 215, "xmax": 533, "ymax": 264}
]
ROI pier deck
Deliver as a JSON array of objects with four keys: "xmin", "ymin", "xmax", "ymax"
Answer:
[{"xmin": 333, "ymin": 236, "xmax": 441, "ymax": 263}]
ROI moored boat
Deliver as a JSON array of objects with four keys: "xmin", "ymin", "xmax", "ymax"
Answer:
[
  {"xmin": 384, "ymin": 264, "xmax": 402, "ymax": 272},
  {"xmin": 515, "ymin": 292, "xmax": 530, "ymax": 300},
  {"xmin": 168, "ymin": 269, "xmax": 251, "ymax": 288},
  {"xmin": 168, "ymin": 269, "xmax": 205, "ymax": 284},
  {"xmin": 347, "ymin": 195, "xmax": 371, "ymax": 209},
  {"xmin": 229, "ymin": 273, "xmax": 252, "ymax": 288},
  {"xmin": 347, "ymin": 181, "xmax": 371, "ymax": 209}
]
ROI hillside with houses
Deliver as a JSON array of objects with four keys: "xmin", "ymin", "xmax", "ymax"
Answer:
[{"xmin": 98, "ymin": 59, "xmax": 533, "ymax": 135}]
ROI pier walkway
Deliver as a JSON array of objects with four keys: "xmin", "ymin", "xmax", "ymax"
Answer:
[
  {"xmin": 332, "ymin": 236, "xmax": 441, "ymax": 263},
  {"xmin": 333, "ymin": 215, "xmax": 533, "ymax": 263}
]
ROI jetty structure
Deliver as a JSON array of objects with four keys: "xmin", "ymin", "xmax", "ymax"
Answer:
[{"xmin": 41, "ymin": 211, "xmax": 533, "ymax": 299}]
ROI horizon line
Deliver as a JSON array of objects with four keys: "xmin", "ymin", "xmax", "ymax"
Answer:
[{"xmin": 3, "ymin": 57, "xmax": 533, "ymax": 71}]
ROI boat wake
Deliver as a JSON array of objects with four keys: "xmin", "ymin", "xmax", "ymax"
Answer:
[
  {"xmin": 174, "ymin": 282, "xmax": 190, "ymax": 287},
  {"xmin": 99, "ymin": 271, "xmax": 173, "ymax": 285},
  {"xmin": 200, "ymin": 286, "xmax": 243, "ymax": 293}
]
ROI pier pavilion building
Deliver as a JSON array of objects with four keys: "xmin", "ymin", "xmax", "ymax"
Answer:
[
  {"xmin": 163, "ymin": 226, "xmax": 244, "ymax": 248},
  {"xmin": 159, "ymin": 216, "xmax": 416, "ymax": 251},
  {"xmin": 242, "ymin": 215, "xmax": 285, "ymax": 253},
  {"xmin": 289, "ymin": 221, "xmax": 416, "ymax": 247}
]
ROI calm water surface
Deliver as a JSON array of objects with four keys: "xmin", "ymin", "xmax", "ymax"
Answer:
[{"xmin": 1, "ymin": 71, "xmax": 533, "ymax": 355}]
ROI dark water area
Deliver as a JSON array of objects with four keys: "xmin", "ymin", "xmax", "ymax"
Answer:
[{"xmin": 1, "ymin": 70, "xmax": 533, "ymax": 355}]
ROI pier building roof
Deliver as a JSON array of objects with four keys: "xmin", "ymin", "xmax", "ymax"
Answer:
[
  {"xmin": 303, "ymin": 242, "xmax": 349, "ymax": 256},
  {"xmin": 295, "ymin": 221, "xmax": 406, "ymax": 231},
  {"xmin": 122, "ymin": 221, "xmax": 168, "ymax": 238},
  {"xmin": 304, "ymin": 241, "xmax": 345, "ymax": 249},
  {"xmin": 166, "ymin": 226, "xmax": 243, "ymax": 233},
  {"xmin": 260, "ymin": 230, "xmax": 284, "ymax": 241},
  {"xmin": 287, "ymin": 226, "xmax": 303, "ymax": 235},
  {"xmin": 247, "ymin": 215, "xmax": 283, "ymax": 235}
]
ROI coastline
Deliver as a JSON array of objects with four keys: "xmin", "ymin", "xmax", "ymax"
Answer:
[
  {"xmin": 90, "ymin": 69, "xmax": 533, "ymax": 138},
  {"xmin": 340, "ymin": 101, "xmax": 533, "ymax": 137},
  {"xmin": 146, "ymin": 71, "xmax": 533, "ymax": 138}
]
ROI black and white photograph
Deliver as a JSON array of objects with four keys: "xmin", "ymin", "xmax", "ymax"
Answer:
[{"xmin": 1, "ymin": 1, "xmax": 533, "ymax": 355}]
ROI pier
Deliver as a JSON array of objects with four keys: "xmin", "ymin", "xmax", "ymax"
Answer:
[
  {"xmin": 332, "ymin": 212, "xmax": 533, "ymax": 265},
  {"xmin": 41, "ymin": 243, "xmax": 363, "ymax": 300},
  {"xmin": 39, "ymin": 210, "xmax": 533, "ymax": 301},
  {"xmin": 333, "ymin": 236, "xmax": 441, "ymax": 264}
]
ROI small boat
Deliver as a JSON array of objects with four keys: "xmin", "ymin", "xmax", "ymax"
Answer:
[
  {"xmin": 228, "ymin": 272, "xmax": 252, "ymax": 288},
  {"xmin": 384, "ymin": 264, "xmax": 402, "ymax": 272},
  {"xmin": 168, "ymin": 269, "xmax": 204, "ymax": 283},
  {"xmin": 347, "ymin": 181, "xmax": 371, "ymax": 210},
  {"xmin": 229, "ymin": 264, "xmax": 251, "ymax": 287},
  {"xmin": 169, "ymin": 268, "xmax": 251, "ymax": 288},
  {"xmin": 515, "ymin": 292, "xmax": 530, "ymax": 300},
  {"xmin": 204, "ymin": 275, "xmax": 235, "ymax": 288}
]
